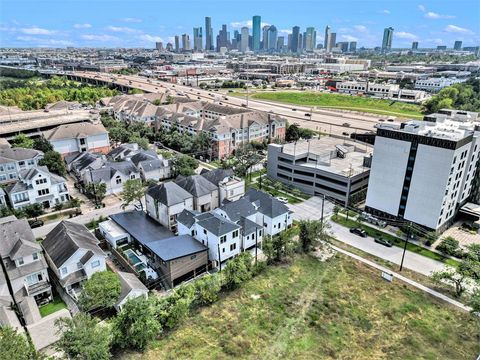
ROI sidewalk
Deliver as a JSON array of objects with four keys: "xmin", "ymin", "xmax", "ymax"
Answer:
[{"xmin": 330, "ymin": 245, "xmax": 471, "ymax": 312}]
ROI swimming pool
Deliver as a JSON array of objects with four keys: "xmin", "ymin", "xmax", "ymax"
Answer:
[{"xmin": 124, "ymin": 248, "xmax": 142, "ymax": 266}]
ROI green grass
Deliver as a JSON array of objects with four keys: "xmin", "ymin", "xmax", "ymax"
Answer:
[
  {"xmin": 39, "ymin": 297, "xmax": 67, "ymax": 317},
  {"xmin": 331, "ymin": 215, "xmax": 460, "ymax": 267},
  {"xmin": 122, "ymin": 255, "xmax": 479, "ymax": 360},
  {"xmin": 243, "ymin": 91, "xmax": 424, "ymax": 119}
]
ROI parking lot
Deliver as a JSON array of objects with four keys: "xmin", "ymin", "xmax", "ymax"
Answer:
[{"xmin": 288, "ymin": 196, "xmax": 334, "ymax": 221}]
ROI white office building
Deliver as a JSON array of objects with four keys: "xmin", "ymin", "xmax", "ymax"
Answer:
[
  {"xmin": 414, "ymin": 77, "xmax": 468, "ymax": 93},
  {"xmin": 366, "ymin": 109, "xmax": 480, "ymax": 231}
]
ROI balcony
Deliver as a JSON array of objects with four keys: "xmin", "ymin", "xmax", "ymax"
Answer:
[{"xmin": 26, "ymin": 280, "xmax": 51, "ymax": 297}]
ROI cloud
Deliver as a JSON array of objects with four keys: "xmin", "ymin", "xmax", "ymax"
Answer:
[
  {"xmin": 444, "ymin": 25, "xmax": 474, "ymax": 34},
  {"xmin": 381, "ymin": 10, "xmax": 391, "ymax": 14},
  {"xmin": 106, "ymin": 26, "xmax": 141, "ymax": 34},
  {"xmin": 396, "ymin": 31, "xmax": 418, "ymax": 40},
  {"xmin": 424, "ymin": 11, "xmax": 455, "ymax": 19},
  {"xmin": 341, "ymin": 35, "xmax": 358, "ymax": 42},
  {"xmin": 19, "ymin": 27, "xmax": 56, "ymax": 35},
  {"xmin": 119, "ymin": 18, "xmax": 142, "ymax": 23},
  {"xmin": 137, "ymin": 34, "xmax": 163, "ymax": 43},
  {"xmin": 353, "ymin": 25, "xmax": 368, "ymax": 33},
  {"xmin": 80, "ymin": 34, "xmax": 119, "ymax": 42},
  {"xmin": 418, "ymin": 4, "xmax": 426, "ymax": 12},
  {"xmin": 279, "ymin": 29, "xmax": 292, "ymax": 35},
  {"xmin": 230, "ymin": 20, "xmax": 270, "ymax": 29},
  {"xmin": 16, "ymin": 36, "xmax": 73, "ymax": 46},
  {"xmin": 73, "ymin": 23, "xmax": 91, "ymax": 29}
]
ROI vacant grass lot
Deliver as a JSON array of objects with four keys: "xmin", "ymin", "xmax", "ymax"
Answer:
[
  {"xmin": 248, "ymin": 91, "xmax": 424, "ymax": 119},
  {"xmin": 123, "ymin": 255, "xmax": 479, "ymax": 360}
]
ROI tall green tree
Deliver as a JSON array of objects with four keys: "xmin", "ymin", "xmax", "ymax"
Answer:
[
  {"xmin": 85, "ymin": 182, "xmax": 107, "ymax": 205},
  {"xmin": 262, "ymin": 232, "xmax": 296, "ymax": 264},
  {"xmin": 33, "ymin": 136, "xmax": 53, "ymax": 153},
  {"xmin": 222, "ymin": 252, "xmax": 254, "ymax": 290},
  {"xmin": 172, "ymin": 154, "xmax": 198, "ymax": 177},
  {"xmin": 193, "ymin": 274, "xmax": 222, "ymax": 306},
  {"xmin": 78, "ymin": 271, "xmax": 121, "ymax": 311},
  {"xmin": 38, "ymin": 151, "xmax": 66, "ymax": 176},
  {"xmin": 298, "ymin": 219, "xmax": 331, "ymax": 253},
  {"xmin": 122, "ymin": 179, "xmax": 145, "ymax": 211},
  {"xmin": 0, "ymin": 327, "xmax": 42, "ymax": 360},
  {"xmin": 11, "ymin": 133, "xmax": 34, "ymax": 149},
  {"xmin": 113, "ymin": 296, "xmax": 161, "ymax": 351},
  {"xmin": 55, "ymin": 313, "xmax": 112, "ymax": 360}
]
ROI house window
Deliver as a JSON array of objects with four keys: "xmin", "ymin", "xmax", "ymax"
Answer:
[
  {"xmin": 115, "ymin": 176, "xmax": 122, "ymax": 185},
  {"xmin": 232, "ymin": 230, "xmax": 239, "ymax": 238},
  {"xmin": 26, "ymin": 273, "xmax": 41, "ymax": 285},
  {"xmin": 32, "ymin": 253, "xmax": 38, "ymax": 260},
  {"xmin": 17, "ymin": 257, "xmax": 24, "ymax": 266},
  {"xmin": 0, "ymin": 175, "xmax": 6, "ymax": 181},
  {"xmin": 0, "ymin": 166, "xmax": 4, "ymax": 172},
  {"xmin": 27, "ymin": 160, "xmax": 35, "ymax": 166},
  {"xmin": 79, "ymin": 138, "xmax": 86, "ymax": 145},
  {"xmin": 91, "ymin": 260, "xmax": 101, "ymax": 268},
  {"xmin": 203, "ymin": 229, "xmax": 207, "ymax": 235},
  {"xmin": 77, "ymin": 262, "xmax": 83, "ymax": 270},
  {"xmin": 220, "ymin": 235, "xmax": 227, "ymax": 244},
  {"xmin": 61, "ymin": 267, "xmax": 68, "ymax": 275},
  {"xmin": 190, "ymin": 254, "xmax": 197, "ymax": 260},
  {"xmin": 38, "ymin": 188, "xmax": 50, "ymax": 196},
  {"xmin": 222, "ymin": 247, "xmax": 225, "ymax": 253},
  {"xmin": 8, "ymin": 173, "xmax": 16, "ymax": 180},
  {"xmin": 230, "ymin": 243, "xmax": 237, "ymax": 251},
  {"xmin": 252, "ymin": 233, "xmax": 255, "ymax": 240},
  {"xmin": 35, "ymin": 178, "xmax": 47, "ymax": 185},
  {"xmin": 130, "ymin": 174, "xmax": 136, "ymax": 179},
  {"xmin": 6, "ymin": 164, "xmax": 15, "ymax": 171}
]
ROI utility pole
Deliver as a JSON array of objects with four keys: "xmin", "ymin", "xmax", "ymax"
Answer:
[
  {"xmin": 217, "ymin": 244, "xmax": 222, "ymax": 271},
  {"xmin": 399, "ymin": 222, "xmax": 411, "ymax": 272},
  {"xmin": 255, "ymin": 228, "xmax": 258, "ymax": 266},
  {"xmin": 320, "ymin": 194, "xmax": 325, "ymax": 227}
]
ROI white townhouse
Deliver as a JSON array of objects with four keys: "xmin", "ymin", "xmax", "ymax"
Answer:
[
  {"xmin": 0, "ymin": 148, "xmax": 44, "ymax": 184},
  {"xmin": 175, "ymin": 175, "xmax": 219, "ymax": 212},
  {"xmin": 42, "ymin": 221, "xmax": 107, "ymax": 298},
  {"xmin": 82, "ymin": 161, "xmax": 140, "ymax": 195},
  {"xmin": 5, "ymin": 166, "xmax": 70, "ymax": 210}
]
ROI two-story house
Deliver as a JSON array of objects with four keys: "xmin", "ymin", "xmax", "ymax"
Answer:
[
  {"xmin": 128, "ymin": 150, "xmax": 171, "ymax": 181},
  {"xmin": 5, "ymin": 166, "xmax": 70, "ymax": 210},
  {"xmin": 0, "ymin": 216, "xmax": 52, "ymax": 305},
  {"xmin": 200, "ymin": 168, "xmax": 245, "ymax": 203},
  {"xmin": 175, "ymin": 175, "xmax": 219, "ymax": 212},
  {"xmin": 65, "ymin": 152, "xmax": 106, "ymax": 183},
  {"xmin": 242, "ymin": 188, "xmax": 293, "ymax": 236},
  {"xmin": 42, "ymin": 221, "xmax": 107, "ymax": 299},
  {"xmin": 43, "ymin": 122, "xmax": 110, "ymax": 158},
  {"xmin": 177, "ymin": 210, "xmax": 242, "ymax": 268},
  {"xmin": 0, "ymin": 148, "xmax": 44, "ymax": 184},
  {"xmin": 82, "ymin": 161, "xmax": 140, "ymax": 195},
  {"xmin": 145, "ymin": 182, "xmax": 194, "ymax": 233}
]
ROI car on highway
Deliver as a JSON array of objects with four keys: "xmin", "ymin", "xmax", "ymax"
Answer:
[
  {"xmin": 374, "ymin": 237, "xmax": 393, "ymax": 247},
  {"xmin": 219, "ymin": 102, "xmax": 223, "ymax": 105},
  {"xmin": 197, "ymin": 96, "xmax": 201, "ymax": 99},
  {"xmin": 387, "ymin": 118, "xmax": 394, "ymax": 122},
  {"xmin": 349, "ymin": 228, "xmax": 367, "ymax": 237},
  {"xmin": 342, "ymin": 132, "xmax": 349, "ymax": 136},
  {"xmin": 379, "ymin": 119, "xmax": 385, "ymax": 122},
  {"xmin": 223, "ymin": 96, "xmax": 228, "ymax": 100},
  {"xmin": 276, "ymin": 197, "xmax": 289, "ymax": 204},
  {"xmin": 304, "ymin": 113, "xmax": 311, "ymax": 117},
  {"xmin": 292, "ymin": 108, "xmax": 297, "ymax": 111},
  {"xmin": 228, "ymin": 90, "xmax": 234, "ymax": 93},
  {"xmin": 197, "ymin": 92, "xmax": 201, "ymax": 94},
  {"xmin": 342, "ymin": 122, "xmax": 351, "ymax": 127},
  {"xmin": 172, "ymin": 85, "xmax": 175, "ymax": 87},
  {"xmin": 241, "ymin": 103, "xmax": 247, "ymax": 107}
]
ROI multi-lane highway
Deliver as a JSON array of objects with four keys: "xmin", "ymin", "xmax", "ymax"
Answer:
[{"xmin": 70, "ymin": 71, "xmax": 397, "ymax": 136}]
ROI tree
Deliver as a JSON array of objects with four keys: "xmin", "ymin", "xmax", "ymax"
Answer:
[
  {"xmin": 298, "ymin": 219, "xmax": 331, "ymax": 253},
  {"xmin": 24, "ymin": 203, "xmax": 44, "ymax": 218},
  {"xmin": 55, "ymin": 313, "xmax": 112, "ymax": 360},
  {"xmin": 424, "ymin": 231, "xmax": 438, "ymax": 246},
  {"xmin": 33, "ymin": 136, "xmax": 53, "ymax": 153},
  {"xmin": 286, "ymin": 123, "xmax": 300, "ymax": 142},
  {"xmin": 436, "ymin": 236, "xmax": 460, "ymax": 257},
  {"xmin": 193, "ymin": 132, "xmax": 212, "ymax": 160},
  {"xmin": 78, "ymin": 271, "xmax": 121, "ymax": 311},
  {"xmin": 222, "ymin": 251, "xmax": 254, "ymax": 290},
  {"xmin": 172, "ymin": 154, "xmax": 198, "ymax": 177},
  {"xmin": 84, "ymin": 183, "xmax": 107, "ymax": 205},
  {"xmin": 38, "ymin": 150, "xmax": 66, "ymax": 176},
  {"xmin": 332, "ymin": 205, "xmax": 341, "ymax": 219},
  {"xmin": 157, "ymin": 284, "xmax": 196, "ymax": 329},
  {"xmin": 11, "ymin": 133, "xmax": 34, "ymax": 149},
  {"xmin": 68, "ymin": 197, "xmax": 84, "ymax": 212},
  {"xmin": 129, "ymin": 133, "xmax": 149, "ymax": 150},
  {"xmin": 231, "ymin": 143, "xmax": 262, "ymax": 178},
  {"xmin": 468, "ymin": 287, "xmax": 480, "ymax": 314},
  {"xmin": 431, "ymin": 267, "xmax": 469, "ymax": 297},
  {"xmin": 262, "ymin": 232, "xmax": 296, "ymax": 264},
  {"xmin": 0, "ymin": 327, "xmax": 41, "ymax": 360},
  {"xmin": 122, "ymin": 179, "xmax": 145, "ymax": 211},
  {"xmin": 193, "ymin": 274, "xmax": 222, "ymax": 306}
]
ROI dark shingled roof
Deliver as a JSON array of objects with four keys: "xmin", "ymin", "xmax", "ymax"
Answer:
[
  {"xmin": 239, "ymin": 217, "xmax": 262, "ymax": 235},
  {"xmin": 176, "ymin": 209, "xmax": 200, "ymax": 228},
  {"xmin": 175, "ymin": 175, "xmax": 218, "ymax": 197},
  {"xmin": 218, "ymin": 198, "xmax": 257, "ymax": 223},
  {"xmin": 200, "ymin": 168, "xmax": 234, "ymax": 186},
  {"xmin": 243, "ymin": 188, "xmax": 290, "ymax": 218},
  {"xmin": 146, "ymin": 182, "xmax": 193, "ymax": 206},
  {"xmin": 197, "ymin": 212, "xmax": 240, "ymax": 237},
  {"xmin": 42, "ymin": 221, "xmax": 105, "ymax": 268},
  {"xmin": 110, "ymin": 211, "xmax": 207, "ymax": 261}
]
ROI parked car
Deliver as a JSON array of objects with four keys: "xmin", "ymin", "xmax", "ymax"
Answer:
[
  {"xmin": 197, "ymin": 96, "xmax": 201, "ymax": 99},
  {"xmin": 292, "ymin": 108, "xmax": 297, "ymax": 111},
  {"xmin": 241, "ymin": 103, "xmax": 247, "ymax": 107},
  {"xmin": 304, "ymin": 113, "xmax": 311, "ymax": 117},
  {"xmin": 350, "ymin": 228, "xmax": 367, "ymax": 237},
  {"xmin": 374, "ymin": 237, "xmax": 393, "ymax": 247},
  {"xmin": 342, "ymin": 132, "xmax": 349, "ymax": 136},
  {"xmin": 342, "ymin": 122, "xmax": 351, "ymax": 127},
  {"xmin": 28, "ymin": 219, "xmax": 44, "ymax": 229},
  {"xmin": 276, "ymin": 197, "xmax": 289, "ymax": 204}
]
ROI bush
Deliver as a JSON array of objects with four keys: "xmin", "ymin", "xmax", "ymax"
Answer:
[
  {"xmin": 436, "ymin": 236, "xmax": 459, "ymax": 257},
  {"xmin": 223, "ymin": 252, "xmax": 254, "ymax": 290},
  {"xmin": 194, "ymin": 274, "xmax": 222, "ymax": 306}
]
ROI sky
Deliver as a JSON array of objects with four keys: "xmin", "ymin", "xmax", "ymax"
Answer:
[{"xmin": 0, "ymin": 0, "xmax": 479, "ymax": 49}]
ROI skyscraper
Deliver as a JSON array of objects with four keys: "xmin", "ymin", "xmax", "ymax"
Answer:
[
  {"xmin": 412, "ymin": 41, "xmax": 419, "ymax": 50},
  {"xmin": 174, "ymin": 35, "xmax": 180, "ymax": 52},
  {"xmin": 240, "ymin": 27, "xmax": 249, "ymax": 52},
  {"xmin": 216, "ymin": 24, "xmax": 229, "ymax": 51},
  {"xmin": 305, "ymin": 27, "xmax": 316, "ymax": 51},
  {"xmin": 267, "ymin": 25, "xmax": 278, "ymax": 51},
  {"xmin": 324, "ymin": 26, "xmax": 331, "ymax": 50},
  {"xmin": 291, "ymin": 26, "xmax": 300, "ymax": 53},
  {"xmin": 349, "ymin": 41, "xmax": 357, "ymax": 52},
  {"xmin": 193, "ymin": 27, "xmax": 203, "ymax": 51},
  {"xmin": 454, "ymin": 40, "xmax": 463, "ymax": 50},
  {"xmin": 252, "ymin": 15, "xmax": 261, "ymax": 51},
  {"xmin": 382, "ymin": 27, "xmax": 394, "ymax": 52},
  {"xmin": 155, "ymin": 42, "xmax": 163, "ymax": 51},
  {"xmin": 328, "ymin": 32, "xmax": 336, "ymax": 52},
  {"xmin": 182, "ymin": 33, "xmax": 190, "ymax": 51},
  {"xmin": 277, "ymin": 36, "xmax": 285, "ymax": 51},
  {"xmin": 205, "ymin": 17, "xmax": 213, "ymax": 51},
  {"xmin": 262, "ymin": 25, "xmax": 270, "ymax": 50}
]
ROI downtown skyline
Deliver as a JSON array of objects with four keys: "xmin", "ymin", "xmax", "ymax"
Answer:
[{"xmin": 0, "ymin": 0, "xmax": 479, "ymax": 48}]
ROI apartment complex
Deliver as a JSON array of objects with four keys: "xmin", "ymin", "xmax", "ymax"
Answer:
[
  {"xmin": 0, "ymin": 148, "xmax": 44, "ymax": 184},
  {"xmin": 366, "ymin": 109, "xmax": 480, "ymax": 231}
]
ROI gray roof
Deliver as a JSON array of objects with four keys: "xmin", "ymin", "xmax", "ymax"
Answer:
[
  {"xmin": 68, "ymin": 152, "xmax": 104, "ymax": 172},
  {"xmin": 200, "ymin": 168, "xmax": 234, "ymax": 186},
  {"xmin": 197, "ymin": 212, "xmax": 240, "ymax": 237},
  {"xmin": 107, "ymin": 143, "xmax": 138, "ymax": 159},
  {"xmin": 0, "ymin": 147, "xmax": 43, "ymax": 164},
  {"xmin": 175, "ymin": 175, "xmax": 218, "ymax": 198},
  {"xmin": 42, "ymin": 221, "xmax": 105, "ymax": 268},
  {"xmin": 218, "ymin": 198, "xmax": 257, "ymax": 223},
  {"xmin": 116, "ymin": 271, "xmax": 148, "ymax": 306},
  {"xmin": 239, "ymin": 217, "xmax": 262, "ymax": 235},
  {"xmin": 176, "ymin": 209, "xmax": 200, "ymax": 228},
  {"xmin": 146, "ymin": 182, "xmax": 193, "ymax": 206},
  {"xmin": 0, "ymin": 216, "xmax": 38, "ymax": 259},
  {"xmin": 43, "ymin": 122, "xmax": 107, "ymax": 141},
  {"xmin": 147, "ymin": 235, "xmax": 207, "ymax": 261},
  {"xmin": 128, "ymin": 150, "xmax": 157, "ymax": 166},
  {"xmin": 243, "ymin": 188, "xmax": 289, "ymax": 218}
]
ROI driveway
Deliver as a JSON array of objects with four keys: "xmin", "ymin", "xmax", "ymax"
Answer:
[{"xmin": 288, "ymin": 196, "xmax": 334, "ymax": 221}]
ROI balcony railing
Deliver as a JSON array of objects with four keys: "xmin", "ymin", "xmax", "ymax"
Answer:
[{"xmin": 26, "ymin": 280, "xmax": 51, "ymax": 297}]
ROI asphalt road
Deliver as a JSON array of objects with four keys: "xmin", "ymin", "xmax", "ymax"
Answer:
[{"xmin": 71, "ymin": 71, "xmax": 390, "ymax": 136}]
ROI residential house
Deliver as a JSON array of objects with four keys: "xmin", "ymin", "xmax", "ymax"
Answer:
[
  {"xmin": 42, "ymin": 221, "xmax": 107, "ymax": 298},
  {"xmin": 177, "ymin": 210, "xmax": 242, "ymax": 268},
  {"xmin": 0, "ymin": 147, "xmax": 43, "ymax": 184},
  {"xmin": 83, "ymin": 161, "xmax": 140, "ymax": 195},
  {"xmin": 0, "ymin": 188, "xmax": 6, "ymax": 207},
  {"xmin": 129, "ymin": 150, "xmax": 171, "ymax": 181},
  {"xmin": 0, "ymin": 266, "xmax": 24, "ymax": 333},
  {"xmin": 242, "ymin": 188, "xmax": 293, "ymax": 236},
  {"xmin": 65, "ymin": 152, "xmax": 106, "ymax": 182},
  {"xmin": 145, "ymin": 182, "xmax": 194, "ymax": 233},
  {"xmin": 4, "ymin": 166, "xmax": 70, "ymax": 210},
  {"xmin": 0, "ymin": 216, "xmax": 52, "ymax": 306},
  {"xmin": 175, "ymin": 175, "xmax": 219, "ymax": 212},
  {"xmin": 43, "ymin": 122, "xmax": 110, "ymax": 158},
  {"xmin": 200, "ymin": 168, "xmax": 245, "ymax": 203},
  {"xmin": 107, "ymin": 211, "xmax": 208, "ymax": 288},
  {"xmin": 115, "ymin": 271, "xmax": 149, "ymax": 311},
  {"xmin": 107, "ymin": 143, "xmax": 140, "ymax": 161}
]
